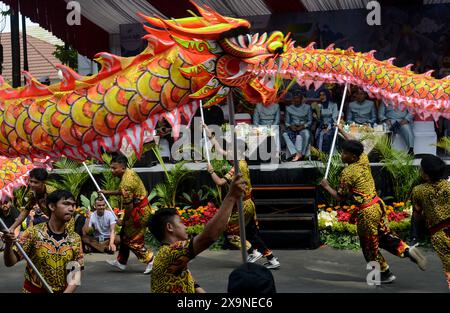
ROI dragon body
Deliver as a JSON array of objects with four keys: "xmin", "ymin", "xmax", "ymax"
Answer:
[
  {"xmin": 0, "ymin": 2, "xmax": 448, "ymax": 162},
  {"xmin": 0, "ymin": 157, "xmax": 41, "ymax": 201}
]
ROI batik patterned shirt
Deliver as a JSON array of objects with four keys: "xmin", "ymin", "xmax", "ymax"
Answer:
[
  {"xmin": 24, "ymin": 185, "xmax": 57, "ymax": 214},
  {"xmin": 224, "ymin": 160, "xmax": 252, "ymax": 199},
  {"xmin": 14, "ymin": 222, "xmax": 84, "ymax": 293},
  {"xmin": 119, "ymin": 168, "xmax": 151, "ymax": 238},
  {"xmin": 411, "ymin": 180, "xmax": 450, "ymax": 229},
  {"xmin": 224, "ymin": 160, "xmax": 256, "ymax": 228},
  {"xmin": 338, "ymin": 154, "xmax": 377, "ymax": 206},
  {"xmin": 119, "ymin": 168, "xmax": 148, "ymax": 207},
  {"xmin": 151, "ymin": 239, "xmax": 196, "ymax": 293}
]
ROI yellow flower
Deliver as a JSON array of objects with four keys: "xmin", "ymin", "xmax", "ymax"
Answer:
[
  {"xmin": 318, "ymin": 204, "xmax": 326, "ymax": 209},
  {"xmin": 326, "ymin": 208, "xmax": 333, "ymax": 212}
]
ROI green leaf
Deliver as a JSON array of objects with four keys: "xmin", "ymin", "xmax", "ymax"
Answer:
[
  {"xmin": 47, "ymin": 157, "xmax": 90, "ymax": 201},
  {"xmin": 181, "ymin": 192, "xmax": 192, "ymax": 202}
]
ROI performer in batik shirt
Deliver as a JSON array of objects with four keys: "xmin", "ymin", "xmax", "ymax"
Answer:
[
  {"xmin": 412, "ymin": 155, "xmax": 450, "ymax": 289},
  {"xmin": 203, "ymin": 124, "xmax": 280, "ymax": 269},
  {"xmin": 321, "ymin": 140, "xmax": 427, "ymax": 283},
  {"xmin": 149, "ymin": 175, "xmax": 246, "ymax": 293},
  {"xmin": 9, "ymin": 168, "xmax": 57, "ymax": 232},
  {"xmin": 101, "ymin": 153, "xmax": 154, "ymax": 274},
  {"xmin": 2, "ymin": 190, "xmax": 83, "ymax": 293}
]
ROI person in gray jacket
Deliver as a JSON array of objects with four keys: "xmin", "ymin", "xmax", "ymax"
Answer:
[
  {"xmin": 315, "ymin": 89, "xmax": 338, "ymax": 153},
  {"xmin": 282, "ymin": 93, "xmax": 312, "ymax": 161},
  {"xmin": 253, "ymin": 102, "xmax": 280, "ymax": 126},
  {"xmin": 378, "ymin": 102, "xmax": 415, "ymax": 155},
  {"xmin": 347, "ymin": 89, "xmax": 377, "ymax": 126}
]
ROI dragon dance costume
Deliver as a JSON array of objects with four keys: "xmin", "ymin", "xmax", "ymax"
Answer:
[
  {"xmin": 224, "ymin": 160, "xmax": 273, "ymax": 258},
  {"xmin": 338, "ymin": 154, "xmax": 410, "ymax": 273},
  {"xmin": 13, "ymin": 222, "xmax": 84, "ymax": 293},
  {"xmin": 412, "ymin": 180, "xmax": 450, "ymax": 289},
  {"xmin": 116, "ymin": 168, "xmax": 153, "ymax": 266}
]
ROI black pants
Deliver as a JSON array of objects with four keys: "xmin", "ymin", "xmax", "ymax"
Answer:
[{"xmin": 246, "ymin": 218, "xmax": 272, "ymax": 257}]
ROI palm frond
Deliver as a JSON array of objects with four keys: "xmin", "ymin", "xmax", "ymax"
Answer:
[
  {"xmin": 152, "ymin": 146, "xmax": 169, "ymax": 180},
  {"xmin": 309, "ymin": 146, "xmax": 344, "ymax": 206},
  {"xmin": 48, "ymin": 157, "xmax": 90, "ymax": 199},
  {"xmin": 148, "ymin": 154, "xmax": 194, "ymax": 208},
  {"xmin": 13, "ymin": 186, "xmax": 30, "ymax": 210},
  {"xmin": 99, "ymin": 154, "xmax": 120, "ymax": 208},
  {"xmin": 374, "ymin": 136, "xmax": 420, "ymax": 202}
]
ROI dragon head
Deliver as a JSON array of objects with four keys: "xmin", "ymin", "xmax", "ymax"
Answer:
[{"xmin": 141, "ymin": 2, "xmax": 292, "ymax": 107}]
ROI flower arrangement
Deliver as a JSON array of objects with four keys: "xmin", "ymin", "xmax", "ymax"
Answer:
[
  {"xmin": 318, "ymin": 201, "xmax": 411, "ymax": 225},
  {"xmin": 317, "ymin": 201, "xmax": 413, "ymax": 250},
  {"xmin": 176, "ymin": 202, "xmax": 218, "ymax": 227}
]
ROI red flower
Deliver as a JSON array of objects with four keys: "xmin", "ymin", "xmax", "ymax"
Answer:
[
  {"xmin": 337, "ymin": 210, "xmax": 351, "ymax": 222},
  {"xmin": 387, "ymin": 211, "xmax": 408, "ymax": 222}
]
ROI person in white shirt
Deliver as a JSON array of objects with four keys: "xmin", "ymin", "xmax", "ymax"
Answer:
[{"xmin": 82, "ymin": 197, "xmax": 119, "ymax": 254}]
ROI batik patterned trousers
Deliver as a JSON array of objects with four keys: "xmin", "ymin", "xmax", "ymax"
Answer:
[{"xmin": 357, "ymin": 203, "xmax": 409, "ymax": 272}]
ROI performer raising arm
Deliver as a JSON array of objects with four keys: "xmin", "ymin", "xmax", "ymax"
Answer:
[
  {"xmin": 202, "ymin": 124, "xmax": 280, "ymax": 269},
  {"xmin": 149, "ymin": 174, "xmax": 246, "ymax": 293},
  {"xmin": 9, "ymin": 168, "xmax": 56, "ymax": 232}
]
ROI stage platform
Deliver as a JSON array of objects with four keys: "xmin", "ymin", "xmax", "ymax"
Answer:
[
  {"xmin": 121, "ymin": 159, "xmax": 450, "ymax": 195},
  {"xmin": 74, "ymin": 159, "xmax": 450, "ymax": 250}
]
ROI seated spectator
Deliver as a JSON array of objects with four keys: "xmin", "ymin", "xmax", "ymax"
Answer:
[
  {"xmin": 253, "ymin": 102, "xmax": 280, "ymax": 126},
  {"xmin": 315, "ymin": 89, "xmax": 338, "ymax": 153},
  {"xmin": 347, "ymin": 88, "xmax": 377, "ymax": 126},
  {"xmin": 82, "ymin": 197, "xmax": 119, "ymax": 254},
  {"xmin": 228, "ymin": 262, "xmax": 276, "ymax": 294},
  {"xmin": 155, "ymin": 117, "xmax": 174, "ymax": 163},
  {"xmin": 0, "ymin": 198, "xmax": 20, "ymax": 251},
  {"xmin": 379, "ymin": 102, "xmax": 415, "ymax": 155},
  {"xmin": 282, "ymin": 93, "xmax": 312, "ymax": 161}
]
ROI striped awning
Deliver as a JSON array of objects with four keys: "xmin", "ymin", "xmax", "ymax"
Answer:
[{"xmin": 1, "ymin": 0, "xmax": 448, "ymax": 57}]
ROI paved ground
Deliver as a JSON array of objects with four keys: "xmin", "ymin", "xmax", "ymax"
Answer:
[{"xmin": 0, "ymin": 246, "xmax": 448, "ymax": 293}]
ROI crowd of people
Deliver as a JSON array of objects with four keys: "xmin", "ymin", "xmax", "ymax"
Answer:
[
  {"xmin": 0, "ymin": 140, "xmax": 449, "ymax": 292},
  {"xmin": 0, "ymin": 152, "xmax": 281, "ymax": 293},
  {"xmin": 0, "ymin": 81, "xmax": 449, "ymax": 294},
  {"xmin": 148, "ymin": 84, "xmax": 449, "ymax": 167},
  {"xmin": 252, "ymin": 85, "xmax": 422, "ymax": 161}
]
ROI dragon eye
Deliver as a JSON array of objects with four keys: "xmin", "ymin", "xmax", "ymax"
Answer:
[{"xmin": 236, "ymin": 34, "xmax": 253, "ymax": 48}]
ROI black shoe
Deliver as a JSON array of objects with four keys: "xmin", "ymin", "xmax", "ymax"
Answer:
[
  {"xmin": 409, "ymin": 237, "xmax": 419, "ymax": 247},
  {"xmin": 407, "ymin": 148, "xmax": 414, "ymax": 156},
  {"xmin": 380, "ymin": 270, "xmax": 396, "ymax": 284}
]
